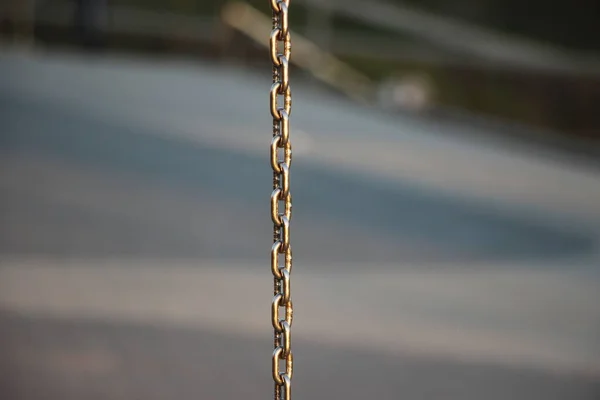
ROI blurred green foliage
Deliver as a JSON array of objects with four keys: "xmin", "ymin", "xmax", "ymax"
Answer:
[
  {"xmin": 110, "ymin": 0, "xmax": 600, "ymax": 52},
  {"xmin": 398, "ymin": 0, "xmax": 600, "ymax": 52}
]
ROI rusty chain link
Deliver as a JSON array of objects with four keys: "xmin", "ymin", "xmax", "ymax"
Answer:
[{"xmin": 270, "ymin": 0, "xmax": 293, "ymax": 399}]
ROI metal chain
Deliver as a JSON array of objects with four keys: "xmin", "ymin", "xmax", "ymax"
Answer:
[{"xmin": 270, "ymin": 1, "xmax": 293, "ymax": 399}]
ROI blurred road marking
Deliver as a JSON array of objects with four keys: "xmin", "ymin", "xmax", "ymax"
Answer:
[{"xmin": 0, "ymin": 258, "xmax": 598, "ymax": 376}]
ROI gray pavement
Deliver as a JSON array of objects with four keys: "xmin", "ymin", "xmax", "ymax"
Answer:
[
  {"xmin": 0, "ymin": 82, "xmax": 596, "ymax": 264},
  {"xmin": 1, "ymin": 311, "xmax": 598, "ymax": 400},
  {"xmin": 1, "ymin": 50, "xmax": 599, "ymax": 399}
]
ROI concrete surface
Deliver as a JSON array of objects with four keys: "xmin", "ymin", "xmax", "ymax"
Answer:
[{"xmin": 0, "ymin": 49, "xmax": 599, "ymax": 399}]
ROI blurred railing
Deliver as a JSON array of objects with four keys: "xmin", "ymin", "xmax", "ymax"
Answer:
[
  {"xmin": 300, "ymin": 0, "xmax": 600, "ymax": 76},
  {"xmin": 9, "ymin": 0, "xmax": 600, "ymax": 75},
  {"xmin": 220, "ymin": 2, "xmax": 373, "ymax": 103}
]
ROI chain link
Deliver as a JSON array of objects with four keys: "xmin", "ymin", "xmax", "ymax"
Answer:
[{"xmin": 270, "ymin": 1, "xmax": 293, "ymax": 399}]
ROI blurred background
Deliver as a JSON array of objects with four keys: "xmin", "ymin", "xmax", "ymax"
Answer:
[{"xmin": 1, "ymin": 0, "xmax": 600, "ymax": 399}]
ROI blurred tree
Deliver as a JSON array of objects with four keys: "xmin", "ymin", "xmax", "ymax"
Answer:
[{"xmin": 396, "ymin": 0, "xmax": 600, "ymax": 52}]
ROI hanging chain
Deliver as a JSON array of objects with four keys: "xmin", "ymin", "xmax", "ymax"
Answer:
[{"xmin": 270, "ymin": 0, "xmax": 293, "ymax": 399}]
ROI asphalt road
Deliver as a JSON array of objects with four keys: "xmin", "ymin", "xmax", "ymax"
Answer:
[{"xmin": 0, "ymin": 50, "xmax": 599, "ymax": 399}]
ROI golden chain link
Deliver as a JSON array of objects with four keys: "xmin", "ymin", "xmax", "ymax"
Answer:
[{"xmin": 270, "ymin": 0, "xmax": 293, "ymax": 399}]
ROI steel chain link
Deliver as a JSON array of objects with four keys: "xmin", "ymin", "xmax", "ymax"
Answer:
[{"xmin": 270, "ymin": 1, "xmax": 293, "ymax": 399}]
